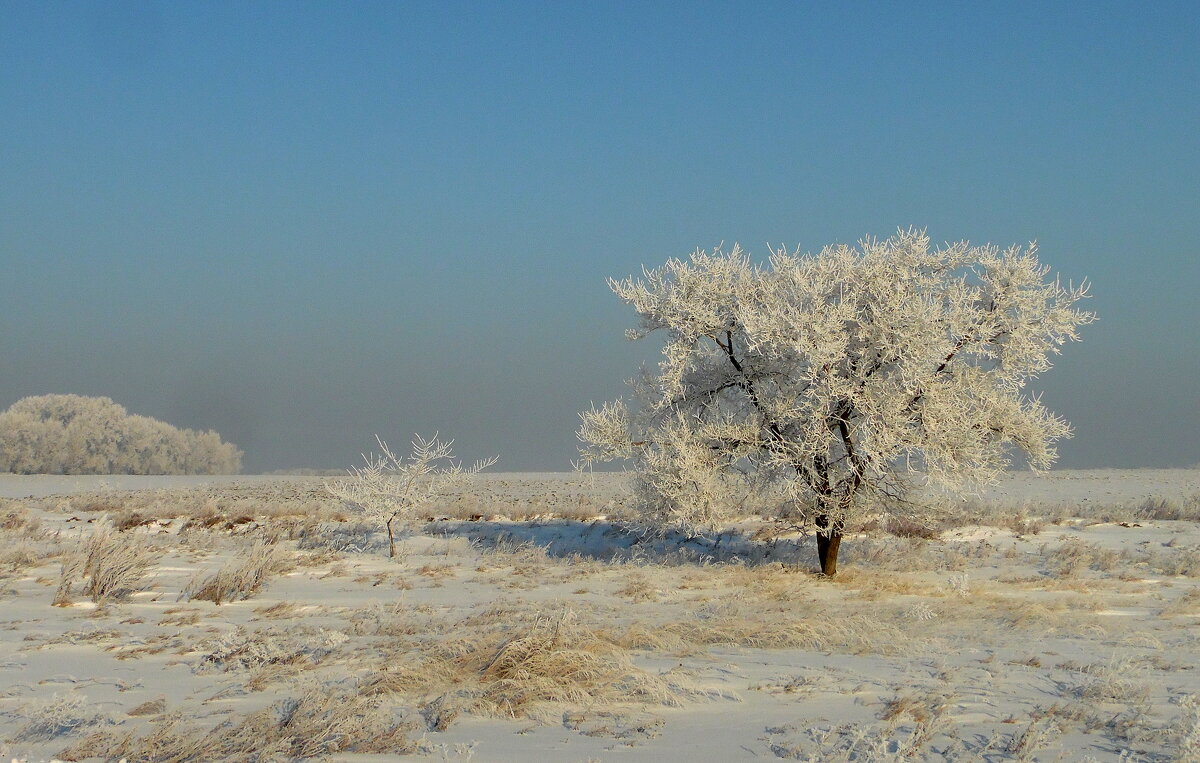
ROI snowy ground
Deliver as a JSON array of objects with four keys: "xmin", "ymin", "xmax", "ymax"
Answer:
[{"xmin": 1, "ymin": 470, "xmax": 1199, "ymax": 762}]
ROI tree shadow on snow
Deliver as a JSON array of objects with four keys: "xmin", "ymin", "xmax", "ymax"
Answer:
[{"xmin": 426, "ymin": 517, "xmax": 812, "ymax": 567}]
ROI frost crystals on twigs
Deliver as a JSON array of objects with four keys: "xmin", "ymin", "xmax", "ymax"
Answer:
[
  {"xmin": 579, "ymin": 228, "xmax": 1094, "ymax": 576},
  {"xmin": 326, "ymin": 434, "xmax": 497, "ymax": 558}
]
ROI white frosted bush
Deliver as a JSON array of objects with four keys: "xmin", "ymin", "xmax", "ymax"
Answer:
[
  {"xmin": 580, "ymin": 228, "xmax": 1092, "ymax": 574},
  {"xmin": 326, "ymin": 434, "xmax": 496, "ymax": 557},
  {"xmin": 0, "ymin": 393, "xmax": 242, "ymax": 474}
]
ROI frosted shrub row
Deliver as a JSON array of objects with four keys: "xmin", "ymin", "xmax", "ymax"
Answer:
[{"xmin": 0, "ymin": 394, "xmax": 242, "ymax": 475}]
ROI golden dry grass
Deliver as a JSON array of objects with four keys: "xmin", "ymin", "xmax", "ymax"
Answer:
[
  {"xmin": 54, "ymin": 526, "xmax": 156, "ymax": 605},
  {"xmin": 611, "ymin": 609, "xmax": 911, "ymax": 655},
  {"xmin": 182, "ymin": 540, "xmax": 295, "ymax": 605},
  {"xmin": 363, "ymin": 609, "xmax": 713, "ymax": 722}
]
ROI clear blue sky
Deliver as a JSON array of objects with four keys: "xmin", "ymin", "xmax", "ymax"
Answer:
[{"xmin": 2, "ymin": 1, "xmax": 1197, "ymax": 471}]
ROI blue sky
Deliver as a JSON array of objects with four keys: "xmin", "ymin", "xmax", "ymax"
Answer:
[{"xmin": 2, "ymin": 1, "xmax": 1197, "ymax": 471}]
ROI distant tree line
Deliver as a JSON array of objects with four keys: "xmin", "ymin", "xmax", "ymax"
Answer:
[{"xmin": 0, "ymin": 394, "xmax": 242, "ymax": 475}]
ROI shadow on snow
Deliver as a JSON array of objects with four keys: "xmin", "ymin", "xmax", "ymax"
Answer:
[{"xmin": 427, "ymin": 518, "xmax": 812, "ymax": 567}]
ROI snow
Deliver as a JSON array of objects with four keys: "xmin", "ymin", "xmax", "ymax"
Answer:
[{"xmin": 0, "ymin": 469, "xmax": 1198, "ymax": 761}]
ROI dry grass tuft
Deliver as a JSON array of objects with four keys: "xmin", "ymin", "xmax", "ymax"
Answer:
[
  {"xmin": 1161, "ymin": 589, "xmax": 1200, "ymax": 617},
  {"xmin": 182, "ymin": 540, "xmax": 295, "ymax": 604},
  {"xmin": 0, "ymin": 502, "xmax": 37, "ymax": 530},
  {"xmin": 365, "ymin": 609, "xmax": 717, "ymax": 722},
  {"xmin": 1076, "ymin": 654, "xmax": 1150, "ymax": 705},
  {"xmin": 112, "ymin": 509, "xmax": 162, "ymax": 532},
  {"xmin": 1, "ymin": 503, "xmax": 58, "ymax": 572},
  {"xmin": 470, "ymin": 611, "xmax": 676, "ymax": 713},
  {"xmin": 1143, "ymin": 545, "xmax": 1200, "ymax": 577},
  {"xmin": 1041, "ymin": 538, "xmax": 1121, "ymax": 576},
  {"xmin": 1134, "ymin": 494, "xmax": 1200, "ymax": 521},
  {"xmin": 254, "ymin": 600, "xmax": 303, "ymax": 619},
  {"xmin": 880, "ymin": 690, "xmax": 951, "ymax": 724},
  {"xmin": 126, "ymin": 697, "xmax": 167, "ymax": 716},
  {"xmin": 616, "ymin": 572, "xmax": 661, "ymax": 602},
  {"xmin": 195, "ymin": 626, "xmax": 348, "ymax": 673},
  {"xmin": 14, "ymin": 693, "xmax": 113, "ymax": 742},
  {"xmin": 1, "ymin": 539, "xmax": 44, "ymax": 572},
  {"xmin": 54, "ymin": 525, "xmax": 155, "ymax": 605}
]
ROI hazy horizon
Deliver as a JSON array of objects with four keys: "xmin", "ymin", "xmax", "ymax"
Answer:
[{"xmin": 3, "ymin": 2, "xmax": 1197, "ymax": 473}]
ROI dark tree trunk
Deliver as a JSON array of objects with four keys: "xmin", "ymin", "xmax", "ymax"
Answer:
[
  {"xmin": 806, "ymin": 454, "xmax": 843, "ymax": 576},
  {"xmin": 386, "ymin": 515, "xmax": 397, "ymax": 558},
  {"xmin": 814, "ymin": 507, "xmax": 843, "ymax": 577},
  {"xmin": 816, "ymin": 530, "xmax": 842, "ymax": 576}
]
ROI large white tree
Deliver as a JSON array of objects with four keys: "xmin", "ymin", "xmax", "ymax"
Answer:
[{"xmin": 578, "ymin": 229, "xmax": 1093, "ymax": 575}]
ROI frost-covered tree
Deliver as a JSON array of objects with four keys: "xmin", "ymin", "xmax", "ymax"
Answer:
[
  {"xmin": 578, "ymin": 229, "xmax": 1093, "ymax": 575},
  {"xmin": 326, "ymin": 434, "xmax": 497, "ymax": 558},
  {"xmin": 0, "ymin": 394, "xmax": 242, "ymax": 475}
]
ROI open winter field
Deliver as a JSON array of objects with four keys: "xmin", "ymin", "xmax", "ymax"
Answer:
[{"xmin": 2, "ymin": 470, "xmax": 1200, "ymax": 762}]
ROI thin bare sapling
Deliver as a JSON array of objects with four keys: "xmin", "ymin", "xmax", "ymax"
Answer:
[{"xmin": 326, "ymin": 434, "xmax": 497, "ymax": 557}]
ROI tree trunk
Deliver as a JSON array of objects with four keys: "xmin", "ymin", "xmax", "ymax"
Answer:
[
  {"xmin": 816, "ymin": 530, "xmax": 842, "ymax": 576},
  {"xmin": 386, "ymin": 516, "xmax": 396, "ymax": 558}
]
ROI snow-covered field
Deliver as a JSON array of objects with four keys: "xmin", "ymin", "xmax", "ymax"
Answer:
[{"xmin": 2, "ymin": 470, "xmax": 1199, "ymax": 762}]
